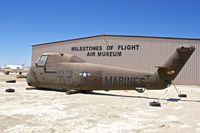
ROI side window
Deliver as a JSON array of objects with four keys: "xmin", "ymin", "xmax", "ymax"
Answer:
[
  {"xmin": 46, "ymin": 55, "xmax": 62, "ymax": 72},
  {"xmin": 37, "ymin": 55, "xmax": 48, "ymax": 66}
]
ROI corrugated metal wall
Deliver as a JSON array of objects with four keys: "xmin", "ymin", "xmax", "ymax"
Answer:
[{"xmin": 32, "ymin": 35, "xmax": 200, "ymax": 85}]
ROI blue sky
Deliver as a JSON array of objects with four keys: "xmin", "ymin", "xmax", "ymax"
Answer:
[{"xmin": 0, "ymin": 0, "xmax": 199, "ymax": 66}]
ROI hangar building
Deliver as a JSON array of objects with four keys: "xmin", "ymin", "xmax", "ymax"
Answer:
[{"xmin": 32, "ymin": 35, "xmax": 200, "ymax": 85}]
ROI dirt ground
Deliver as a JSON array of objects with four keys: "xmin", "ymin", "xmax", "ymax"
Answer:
[{"xmin": 0, "ymin": 72, "xmax": 200, "ymax": 133}]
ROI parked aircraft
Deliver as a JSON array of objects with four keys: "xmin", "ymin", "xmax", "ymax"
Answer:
[
  {"xmin": 27, "ymin": 46, "xmax": 195, "ymax": 102},
  {"xmin": 1, "ymin": 64, "xmax": 26, "ymax": 75}
]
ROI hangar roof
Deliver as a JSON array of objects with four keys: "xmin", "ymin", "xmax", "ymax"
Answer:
[{"xmin": 32, "ymin": 34, "xmax": 200, "ymax": 47}]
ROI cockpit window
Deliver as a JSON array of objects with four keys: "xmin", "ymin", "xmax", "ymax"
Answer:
[
  {"xmin": 71, "ymin": 56, "xmax": 85, "ymax": 63},
  {"xmin": 37, "ymin": 55, "xmax": 48, "ymax": 66}
]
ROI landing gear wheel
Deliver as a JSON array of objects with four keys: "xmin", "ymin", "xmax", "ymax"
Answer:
[
  {"xmin": 178, "ymin": 94, "xmax": 187, "ymax": 98},
  {"xmin": 66, "ymin": 91, "xmax": 72, "ymax": 95},
  {"xmin": 66, "ymin": 90, "xmax": 79, "ymax": 95},
  {"xmin": 136, "ymin": 88, "xmax": 145, "ymax": 93},
  {"xmin": 149, "ymin": 101, "xmax": 161, "ymax": 107}
]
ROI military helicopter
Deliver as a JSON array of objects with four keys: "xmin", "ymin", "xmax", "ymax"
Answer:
[{"xmin": 27, "ymin": 46, "xmax": 195, "ymax": 106}]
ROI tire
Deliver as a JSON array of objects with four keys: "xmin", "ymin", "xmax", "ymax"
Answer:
[
  {"xmin": 4, "ymin": 71, "xmax": 9, "ymax": 75},
  {"xmin": 6, "ymin": 80, "xmax": 16, "ymax": 83},
  {"xmin": 66, "ymin": 90, "xmax": 79, "ymax": 95},
  {"xmin": 5, "ymin": 88, "xmax": 15, "ymax": 93},
  {"xmin": 27, "ymin": 83, "xmax": 31, "ymax": 86},
  {"xmin": 178, "ymin": 94, "xmax": 187, "ymax": 98},
  {"xmin": 149, "ymin": 101, "xmax": 161, "ymax": 107},
  {"xmin": 136, "ymin": 88, "xmax": 145, "ymax": 93}
]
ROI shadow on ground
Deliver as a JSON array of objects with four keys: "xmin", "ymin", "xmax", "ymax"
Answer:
[
  {"xmin": 88, "ymin": 92, "xmax": 200, "ymax": 103},
  {"xmin": 27, "ymin": 88, "xmax": 200, "ymax": 103}
]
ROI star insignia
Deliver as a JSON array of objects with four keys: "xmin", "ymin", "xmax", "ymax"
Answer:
[{"xmin": 79, "ymin": 71, "xmax": 91, "ymax": 78}]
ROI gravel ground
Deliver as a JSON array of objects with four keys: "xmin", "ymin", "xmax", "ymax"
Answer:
[{"xmin": 0, "ymin": 72, "xmax": 200, "ymax": 133}]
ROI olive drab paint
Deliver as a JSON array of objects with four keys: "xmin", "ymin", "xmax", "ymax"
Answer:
[{"xmin": 27, "ymin": 46, "xmax": 195, "ymax": 92}]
